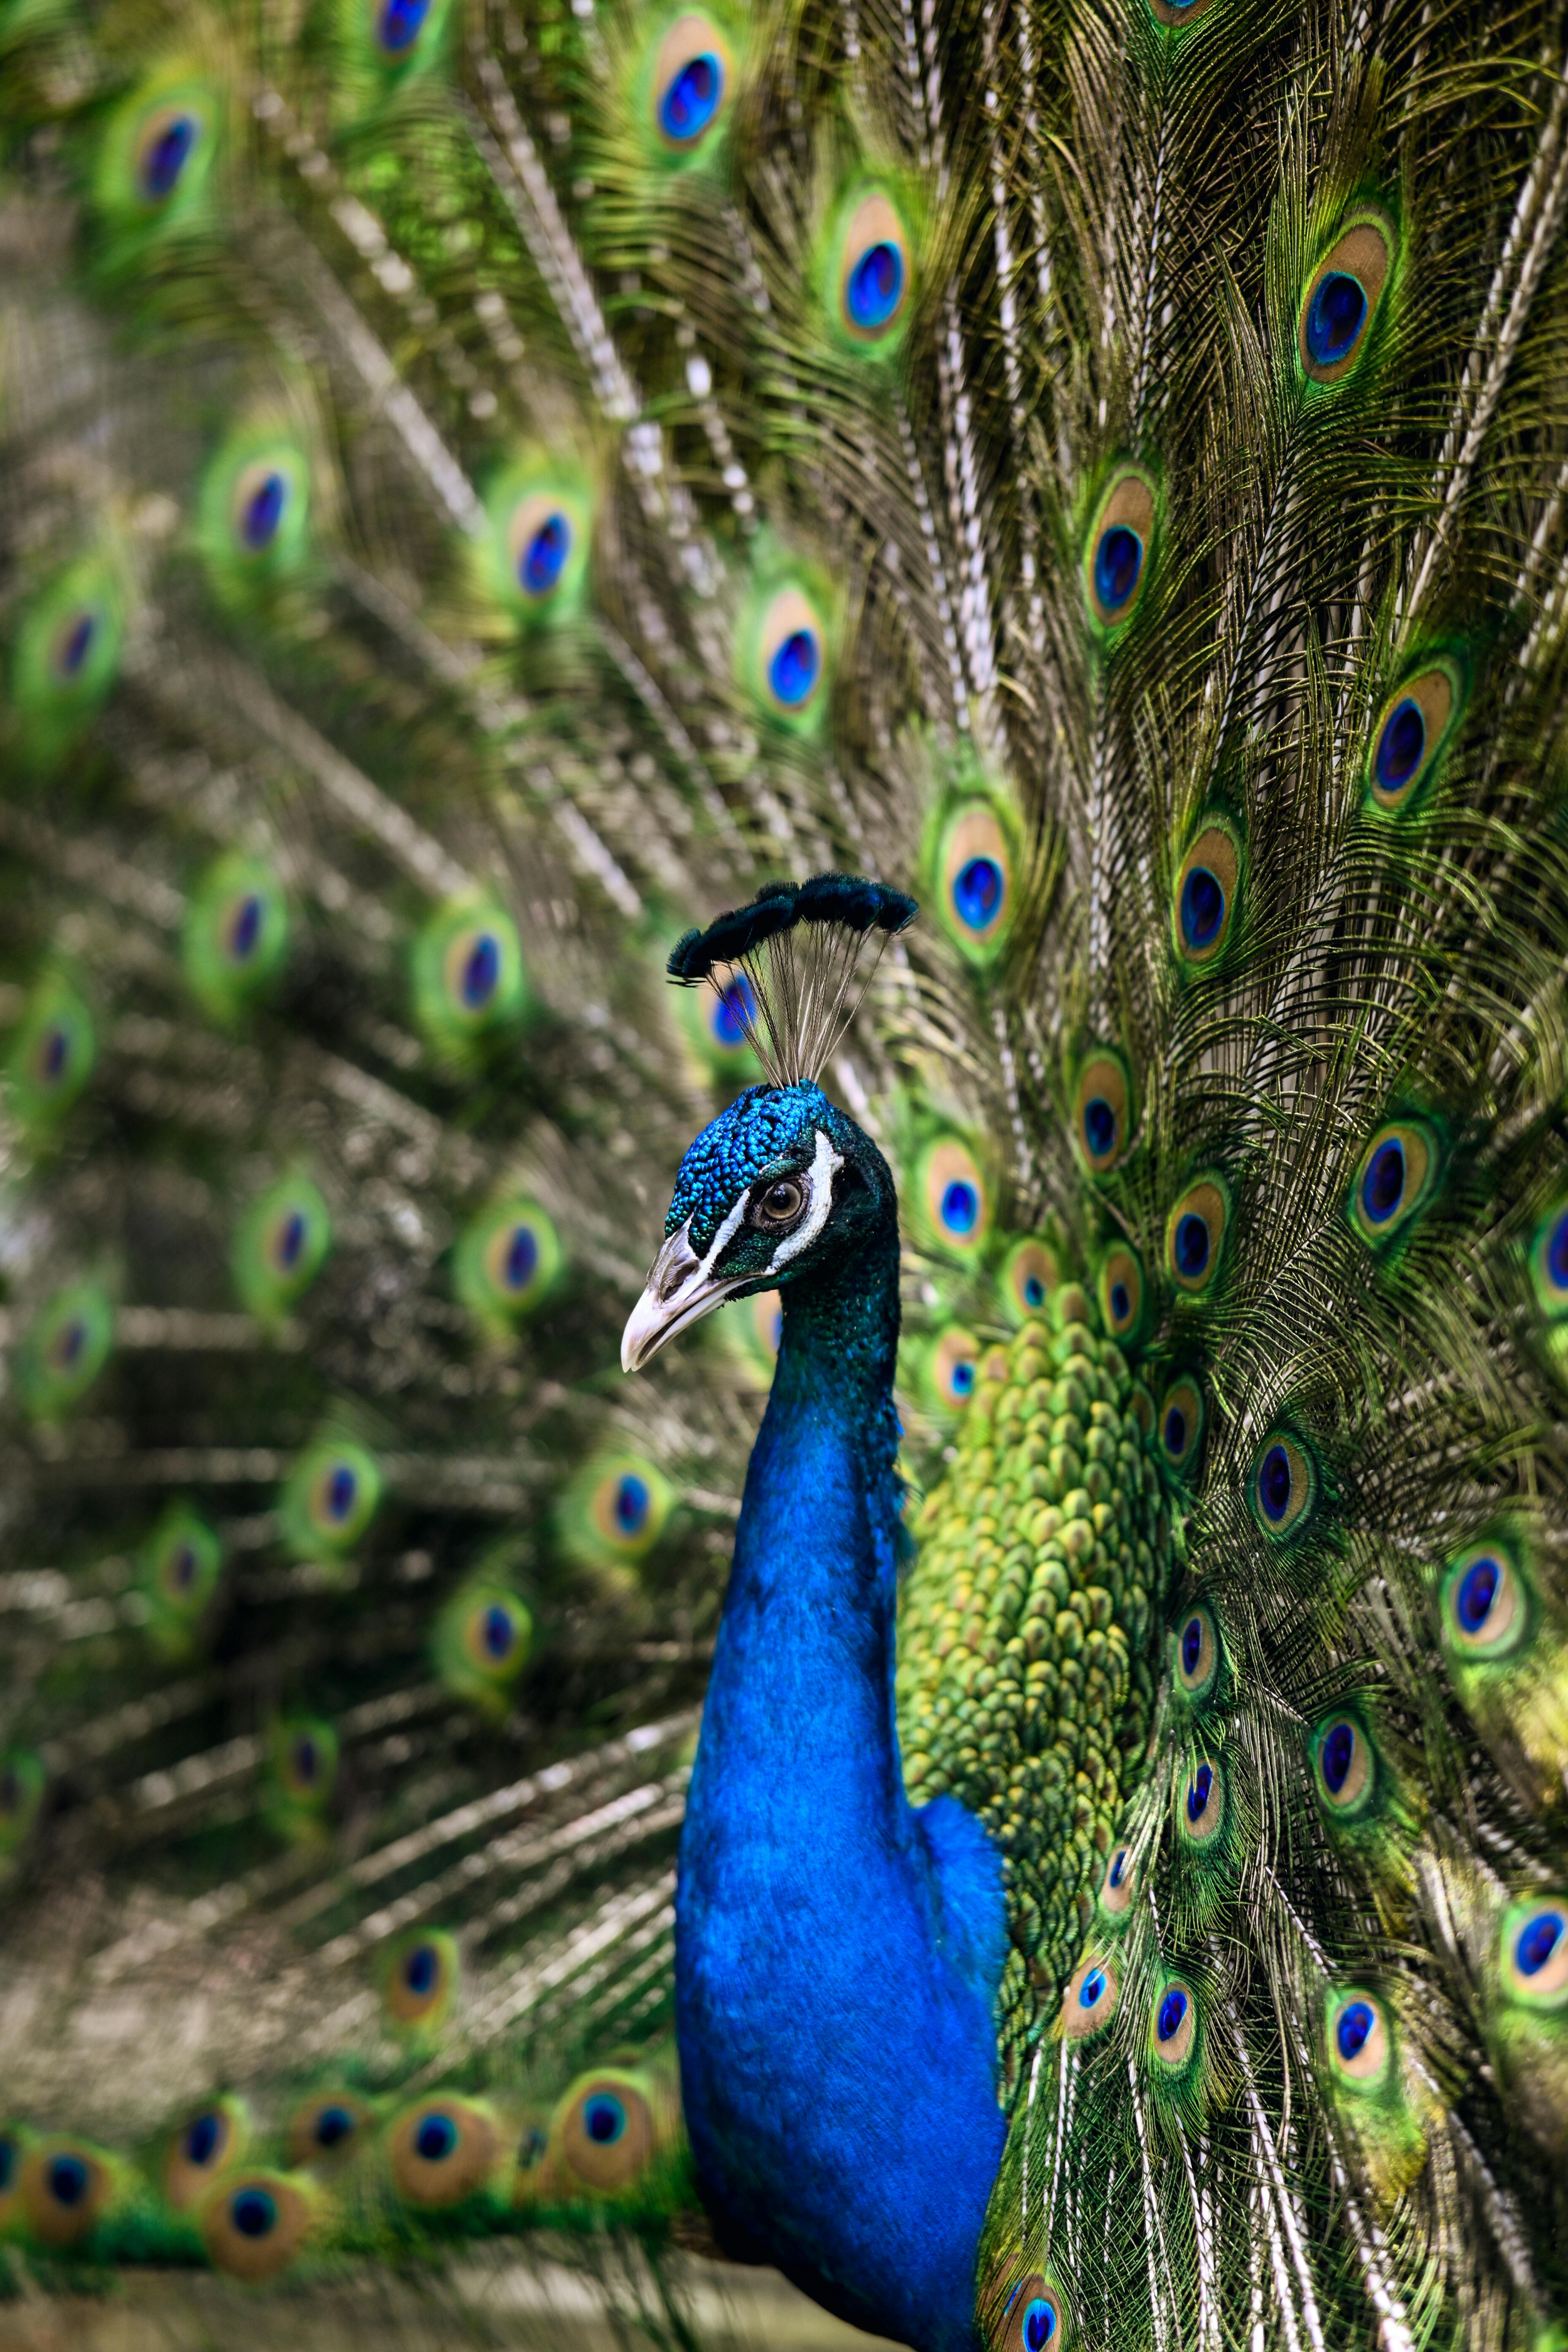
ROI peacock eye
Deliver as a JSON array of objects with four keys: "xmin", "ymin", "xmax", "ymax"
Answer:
[{"xmin": 751, "ymin": 1177, "xmax": 806, "ymax": 1229}]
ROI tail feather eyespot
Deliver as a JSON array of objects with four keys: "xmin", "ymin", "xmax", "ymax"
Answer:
[
  {"xmin": 478, "ymin": 462, "xmax": 593, "ymax": 624},
  {"xmin": 1298, "ymin": 213, "xmax": 1394, "ymax": 387},
  {"xmin": 437, "ymin": 1579, "xmax": 534, "ymax": 1715},
  {"xmin": 1530, "ymin": 1202, "xmax": 1568, "ymax": 1324},
  {"xmin": 389, "ymin": 2096, "xmax": 501, "ymax": 2207},
  {"xmin": 1327, "ymin": 1990, "xmax": 1391, "ymax": 2086},
  {"xmin": 287, "ymin": 2091, "xmax": 373, "ymax": 2169},
  {"xmin": 1084, "ymin": 467, "xmax": 1156, "ymax": 630},
  {"xmin": 1173, "ymin": 822, "xmax": 1240, "ymax": 966},
  {"xmin": 672, "ymin": 967, "xmax": 764, "ymax": 1081},
  {"xmin": 1073, "ymin": 1052, "xmax": 1132, "ymax": 1176},
  {"xmin": 138, "ymin": 107, "xmax": 199, "ymax": 202},
  {"xmin": 551, "ymin": 2064, "xmax": 681, "ymax": 2202},
  {"xmin": 201, "ymin": 2170, "xmax": 316, "ymax": 2279},
  {"xmin": 1098, "ymin": 1845, "xmax": 1137, "ymax": 1916},
  {"xmin": 413, "ymin": 901, "xmax": 528, "ymax": 1043},
  {"xmin": 1366, "ymin": 663, "xmax": 1460, "ymax": 813},
  {"xmin": 558, "ymin": 1455, "xmax": 676, "ymax": 1572},
  {"xmin": 182, "ymin": 854, "xmax": 291, "ymax": 1018},
  {"xmin": 164, "ymin": 2097, "xmax": 248, "ymax": 2209},
  {"xmin": 760, "ymin": 588, "xmax": 823, "ymax": 712},
  {"xmin": 594, "ymin": 1459, "xmax": 670, "ymax": 1556},
  {"xmin": 1097, "ymin": 1245, "xmax": 1146, "ymax": 1343},
  {"xmin": 1349, "ymin": 1120, "xmax": 1436, "ymax": 1247},
  {"xmin": 113, "ymin": 82, "xmax": 218, "ymax": 224},
  {"xmin": 652, "ymin": 15, "xmax": 732, "ymax": 150},
  {"xmin": 1173, "ymin": 1604, "xmax": 1220, "ymax": 1701},
  {"xmin": 456, "ymin": 1199, "xmax": 564, "ymax": 1331},
  {"xmin": 18, "ymin": 1283, "xmax": 115, "ymax": 1420},
  {"xmin": 461, "ymin": 1591, "xmax": 530, "ymax": 1674},
  {"xmin": 985, "ymin": 2270, "xmax": 1072, "ymax": 2352},
  {"xmin": 6, "ymin": 974, "xmax": 96, "ymax": 1127},
  {"xmin": 1251, "ymin": 1433, "xmax": 1316, "ymax": 1538},
  {"xmin": 270, "ymin": 1716, "xmax": 339, "ymax": 1814},
  {"xmin": 280, "ymin": 1438, "xmax": 383, "ymax": 1559},
  {"xmin": 835, "ymin": 189, "xmax": 913, "ymax": 345},
  {"xmin": 1500, "ymin": 1899, "xmax": 1568, "ymax": 2006},
  {"xmin": 193, "ymin": 416, "xmax": 317, "ymax": 605},
  {"xmin": 11, "ymin": 559, "xmax": 127, "ymax": 762},
  {"xmin": 742, "ymin": 580, "xmax": 831, "ymax": 726},
  {"xmin": 508, "ymin": 495, "xmax": 574, "ymax": 601},
  {"xmin": 556, "ymin": 2072, "xmax": 662, "ymax": 2193},
  {"xmin": 915, "ymin": 1136, "xmax": 992, "ymax": 1260},
  {"xmin": 927, "ymin": 1326, "xmax": 982, "ymax": 1413},
  {"xmin": 19, "ymin": 2140, "xmax": 115, "ymax": 2248},
  {"xmin": 1159, "ymin": 1378, "xmax": 1205, "ymax": 1475},
  {"xmin": 1164, "ymin": 1178, "xmax": 1228, "ymax": 1296},
  {"xmin": 383, "ymin": 1929, "xmax": 459, "ymax": 2032},
  {"xmin": 710, "ymin": 972, "xmax": 759, "ymax": 1056},
  {"xmin": 1178, "ymin": 1755, "xmax": 1226, "ymax": 1847},
  {"xmin": 934, "ymin": 800, "xmax": 1015, "ymax": 960},
  {"xmin": 1441, "ymin": 1542, "xmax": 1527, "ymax": 1660},
  {"xmin": 1311, "ymin": 1714, "xmax": 1375, "ymax": 1818},
  {"xmin": 1061, "ymin": 1953, "xmax": 1118, "ymax": 2039},
  {"xmin": 233, "ymin": 1173, "xmax": 332, "ymax": 1320},
  {"xmin": 140, "ymin": 1505, "xmax": 223, "ymax": 1646},
  {"xmin": 999, "ymin": 1238, "xmax": 1058, "ymax": 1326},
  {"xmin": 1150, "ymin": 1981, "xmax": 1196, "ymax": 2069},
  {"xmin": 231, "ymin": 465, "xmax": 288, "ymax": 550},
  {"xmin": 376, "ymin": 0, "xmax": 443, "ymax": 64}
]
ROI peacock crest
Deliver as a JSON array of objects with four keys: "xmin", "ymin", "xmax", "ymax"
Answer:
[{"xmin": 666, "ymin": 872, "xmax": 917, "ymax": 1090}]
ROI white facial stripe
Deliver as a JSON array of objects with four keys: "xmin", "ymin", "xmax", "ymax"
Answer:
[
  {"xmin": 697, "ymin": 1188, "xmax": 750, "ymax": 1284},
  {"xmin": 768, "ymin": 1129, "xmax": 843, "ymax": 1272}
]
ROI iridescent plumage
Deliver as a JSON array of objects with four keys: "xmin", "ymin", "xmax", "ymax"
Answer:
[{"xmin": 1, "ymin": 0, "xmax": 1567, "ymax": 2343}]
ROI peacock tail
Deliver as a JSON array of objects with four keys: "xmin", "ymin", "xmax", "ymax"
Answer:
[{"xmin": 1, "ymin": 0, "xmax": 1566, "ymax": 2341}]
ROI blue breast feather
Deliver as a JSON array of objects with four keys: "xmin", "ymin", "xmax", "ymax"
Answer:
[{"xmin": 675, "ymin": 1250, "xmax": 1009, "ymax": 2352}]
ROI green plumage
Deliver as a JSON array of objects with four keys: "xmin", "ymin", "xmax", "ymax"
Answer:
[
  {"xmin": 137, "ymin": 1503, "xmax": 225, "ymax": 1657},
  {"xmin": 2, "ymin": 0, "xmax": 1568, "ymax": 2339},
  {"xmin": 231, "ymin": 1171, "xmax": 334, "ymax": 1322},
  {"xmin": 4, "ymin": 970, "xmax": 96, "ymax": 1132},
  {"xmin": 181, "ymin": 855, "xmax": 292, "ymax": 1021},
  {"xmin": 8, "ymin": 556, "xmax": 126, "ymax": 768}
]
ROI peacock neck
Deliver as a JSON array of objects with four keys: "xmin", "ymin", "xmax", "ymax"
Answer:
[
  {"xmin": 675, "ymin": 1206, "xmax": 1007, "ymax": 2352},
  {"xmin": 742, "ymin": 1212, "xmax": 905, "ymax": 1607}
]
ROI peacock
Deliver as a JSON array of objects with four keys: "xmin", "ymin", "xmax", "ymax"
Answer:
[{"xmin": 0, "ymin": 0, "xmax": 1565, "ymax": 2343}]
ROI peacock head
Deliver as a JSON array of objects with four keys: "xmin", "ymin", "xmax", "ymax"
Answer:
[
  {"xmin": 622, "ymin": 1080, "xmax": 894, "ymax": 1369},
  {"xmin": 621, "ymin": 874, "xmax": 916, "ymax": 1374}
]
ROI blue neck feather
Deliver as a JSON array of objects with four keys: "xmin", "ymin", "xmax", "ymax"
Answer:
[{"xmin": 675, "ymin": 1191, "xmax": 1008, "ymax": 2352}]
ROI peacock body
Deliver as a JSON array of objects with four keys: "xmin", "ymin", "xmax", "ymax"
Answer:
[{"xmin": 0, "ymin": 0, "xmax": 1566, "ymax": 2344}]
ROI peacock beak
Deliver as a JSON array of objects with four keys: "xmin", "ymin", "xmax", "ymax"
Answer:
[{"xmin": 621, "ymin": 1220, "xmax": 743, "ymax": 1373}]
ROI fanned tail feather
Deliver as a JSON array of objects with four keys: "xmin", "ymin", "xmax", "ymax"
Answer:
[{"xmin": 1, "ymin": 0, "xmax": 1567, "ymax": 2339}]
